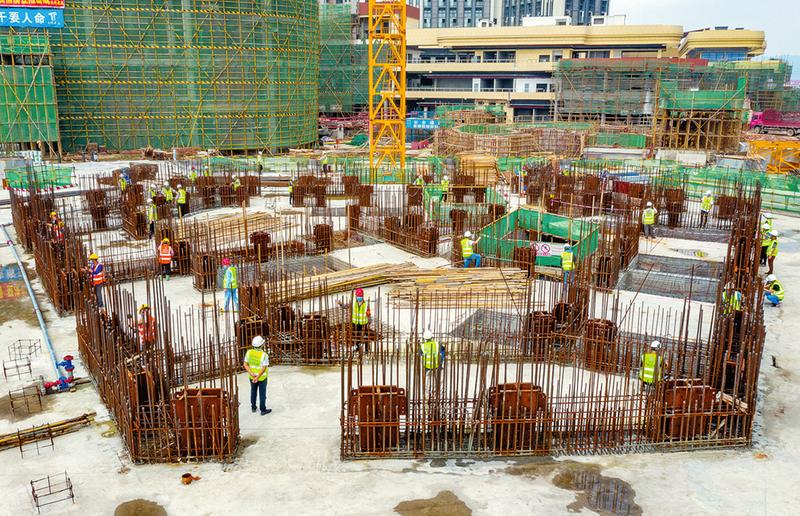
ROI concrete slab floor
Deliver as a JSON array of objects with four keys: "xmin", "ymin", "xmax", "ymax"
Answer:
[{"xmin": 0, "ymin": 210, "xmax": 797, "ymax": 515}]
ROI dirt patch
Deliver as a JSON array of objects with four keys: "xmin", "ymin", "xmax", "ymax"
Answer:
[
  {"xmin": 97, "ymin": 421, "xmax": 118, "ymax": 438},
  {"xmin": 114, "ymin": 499, "xmax": 167, "ymax": 516},
  {"xmin": 503, "ymin": 456, "xmax": 560, "ymax": 478},
  {"xmin": 0, "ymin": 383, "xmax": 51, "ymax": 421},
  {"xmin": 239, "ymin": 436, "xmax": 259, "ymax": 450},
  {"xmin": 552, "ymin": 463, "xmax": 641, "ymax": 515},
  {"xmin": 299, "ymin": 365, "xmax": 338, "ymax": 376},
  {"xmin": 395, "ymin": 491, "xmax": 472, "ymax": 516},
  {"xmin": 0, "ymin": 290, "xmax": 39, "ymax": 326}
]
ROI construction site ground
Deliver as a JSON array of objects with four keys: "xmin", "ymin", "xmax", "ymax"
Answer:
[{"xmin": 0, "ymin": 187, "xmax": 797, "ymax": 515}]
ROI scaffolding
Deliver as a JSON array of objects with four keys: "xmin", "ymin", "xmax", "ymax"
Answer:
[
  {"xmin": 319, "ymin": 4, "xmax": 356, "ymax": 114},
  {"xmin": 40, "ymin": 0, "xmax": 319, "ymax": 153},
  {"xmin": 0, "ymin": 33, "xmax": 60, "ymax": 155}
]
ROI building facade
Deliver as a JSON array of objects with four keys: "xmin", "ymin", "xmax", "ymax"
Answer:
[
  {"xmin": 406, "ymin": 24, "xmax": 766, "ymax": 121},
  {"xmin": 421, "ymin": 0, "xmax": 493, "ymax": 28},
  {"xmin": 502, "ymin": 0, "xmax": 609, "ymax": 26}
]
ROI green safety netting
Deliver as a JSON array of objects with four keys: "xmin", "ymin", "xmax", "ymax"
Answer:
[
  {"xmin": 479, "ymin": 208, "xmax": 599, "ymax": 267},
  {"xmin": 590, "ymin": 133, "xmax": 648, "ymax": 149},
  {"xmin": 5, "ymin": 165, "xmax": 73, "ymax": 190},
  {"xmin": 422, "ymin": 186, "xmax": 507, "ymax": 223}
]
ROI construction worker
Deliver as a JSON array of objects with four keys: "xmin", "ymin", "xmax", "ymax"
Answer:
[
  {"xmin": 767, "ymin": 230, "xmax": 779, "ymax": 275},
  {"xmin": 146, "ymin": 183, "xmax": 158, "ymax": 201},
  {"xmin": 244, "ymin": 336, "xmax": 271, "ymax": 415},
  {"xmin": 759, "ymin": 222, "xmax": 771, "ymax": 266},
  {"xmin": 642, "ymin": 201, "xmax": 657, "ymax": 239},
  {"xmin": 232, "ymin": 176, "xmax": 242, "ymax": 192},
  {"xmin": 118, "ymin": 172, "xmax": 128, "ymax": 192},
  {"xmin": 176, "ymin": 184, "xmax": 188, "ymax": 217},
  {"xmin": 189, "ymin": 166, "xmax": 198, "ymax": 183},
  {"xmin": 639, "ymin": 340, "xmax": 665, "ymax": 388},
  {"xmin": 420, "ymin": 329, "xmax": 444, "ymax": 372},
  {"xmin": 764, "ymin": 274, "xmax": 784, "ymax": 307},
  {"xmin": 221, "ymin": 257, "xmax": 238, "ymax": 312},
  {"xmin": 762, "ymin": 212, "xmax": 774, "ymax": 231},
  {"xmin": 700, "ymin": 191, "xmax": 713, "ymax": 228},
  {"xmin": 413, "ymin": 173, "xmax": 425, "ymax": 187},
  {"xmin": 351, "ymin": 288, "xmax": 371, "ymax": 352},
  {"xmin": 162, "ymin": 181, "xmax": 175, "ymax": 203},
  {"xmin": 461, "ymin": 231, "xmax": 482, "ymax": 268},
  {"xmin": 440, "ymin": 174, "xmax": 450, "ymax": 202},
  {"xmin": 561, "ymin": 243, "xmax": 574, "ymax": 289},
  {"xmin": 87, "ymin": 253, "xmax": 106, "ymax": 308},
  {"xmin": 288, "ymin": 178, "xmax": 294, "ymax": 195},
  {"xmin": 158, "ymin": 238, "xmax": 174, "ymax": 280},
  {"xmin": 722, "ymin": 282, "xmax": 743, "ymax": 336},
  {"xmin": 137, "ymin": 303, "xmax": 157, "ymax": 352},
  {"xmin": 146, "ymin": 198, "xmax": 158, "ymax": 239},
  {"xmin": 49, "ymin": 211, "xmax": 65, "ymax": 242}
]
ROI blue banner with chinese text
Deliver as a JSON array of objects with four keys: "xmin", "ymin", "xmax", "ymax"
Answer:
[{"xmin": 0, "ymin": 7, "xmax": 64, "ymax": 28}]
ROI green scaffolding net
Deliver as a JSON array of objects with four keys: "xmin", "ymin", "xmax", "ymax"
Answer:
[
  {"xmin": 0, "ymin": 33, "xmax": 60, "ymax": 148},
  {"xmin": 44, "ymin": 0, "xmax": 319, "ymax": 153},
  {"xmin": 479, "ymin": 208, "xmax": 599, "ymax": 267},
  {"xmin": 5, "ymin": 164, "xmax": 73, "ymax": 190}
]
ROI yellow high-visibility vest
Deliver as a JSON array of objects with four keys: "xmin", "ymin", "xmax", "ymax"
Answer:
[
  {"xmin": 460, "ymin": 238, "xmax": 474, "ymax": 258},
  {"xmin": 352, "ymin": 300, "xmax": 368, "ymax": 325},
  {"xmin": 244, "ymin": 348, "xmax": 268, "ymax": 381},
  {"xmin": 639, "ymin": 352, "xmax": 662, "ymax": 384},
  {"xmin": 701, "ymin": 195, "xmax": 713, "ymax": 212},
  {"xmin": 722, "ymin": 291, "xmax": 742, "ymax": 314},
  {"xmin": 643, "ymin": 208, "xmax": 656, "ymax": 225},
  {"xmin": 421, "ymin": 339, "xmax": 440, "ymax": 370},
  {"xmin": 767, "ymin": 240, "xmax": 779, "ymax": 258},
  {"xmin": 768, "ymin": 280, "xmax": 785, "ymax": 301},
  {"xmin": 561, "ymin": 251, "xmax": 574, "ymax": 271},
  {"xmin": 163, "ymin": 187, "xmax": 174, "ymax": 202},
  {"xmin": 147, "ymin": 204, "xmax": 158, "ymax": 223},
  {"xmin": 177, "ymin": 189, "xmax": 187, "ymax": 204}
]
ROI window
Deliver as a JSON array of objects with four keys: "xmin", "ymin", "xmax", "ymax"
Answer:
[
  {"xmin": 523, "ymin": 83, "xmax": 531, "ymax": 92},
  {"xmin": 536, "ymin": 83, "xmax": 548, "ymax": 92},
  {"xmin": 538, "ymin": 55, "xmax": 551, "ymax": 63},
  {"xmin": 588, "ymin": 50, "xmax": 610, "ymax": 58},
  {"xmin": 553, "ymin": 51, "xmax": 564, "ymax": 62}
]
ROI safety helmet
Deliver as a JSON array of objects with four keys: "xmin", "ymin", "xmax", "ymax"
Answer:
[
  {"xmin": 355, "ymin": 288, "xmax": 364, "ymax": 298},
  {"xmin": 252, "ymin": 335, "xmax": 265, "ymax": 348},
  {"xmin": 89, "ymin": 253, "xmax": 99, "ymax": 260},
  {"xmin": 769, "ymin": 230, "xmax": 778, "ymax": 237},
  {"xmin": 705, "ymin": 191, "xmax": 712, "ymax": 196},
  {"xmin": 464, "ymin": 230, "xmax": 473, "ymax": 238},
  {"xmin": 177, "ymin": 184, "xmax": 183, "ymax": 188},
  {"xmin": 423, "ymin": 329, "xmax": 434, "ymax": 340},
  {"xmin": 162, "ymin": 238, "xmax": 170, "ymax": 243},
  {"xmin": 650, "ymin": 340, "xmax": 660, "ymax": 349},
  {"xmin": 766, "ymin": 274, "xmax": 776, "ymax": 283},
  {"xmin": 762, "ymin": 222, "xmax": 770, "ymax": 230},
  {"xmin": 163, "ymin": 181, "xmax": 169, "ymax": 187},
  {"xmin": 764, "ymin": 213, "xmax": 773, "ymax": 219},
  {"xmin": 147, "ymin": 198, "xmax": 153, "ymax": 204},
  {"xmin": 50, "ymin": 211, "xmax": 57, "ymax": 217},
  {"xmin": 646, "ymin": 201, "xmax": 653, "ymax": 207},
  {"xmin": 139, "ymin": 303, "xmax": 149, "ymax": 311},
  {"xmin": 564, "ymin": 244, "xmax": 571, "ymax": 250},
  {"xmin": 443, "ymin": 175, "xmax": 449, "ymax": 180},
  {"xmin": 222, "ymin": 257, "xmax": 231, "ymax": 266}
]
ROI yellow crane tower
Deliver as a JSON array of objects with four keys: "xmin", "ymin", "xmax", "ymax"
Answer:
[{"xmin": 368, "ymin": 0, "xmax": 406, "ymax": 182}]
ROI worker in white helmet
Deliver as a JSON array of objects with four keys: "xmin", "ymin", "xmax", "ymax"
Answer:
[
  {"xmin": 461, "ymin": 230, "xmax": 482, "ymax": 268},
  {"xmin": 700, "ymin": 190, "xmax": 714, "ymax": 228},
  {"xmin": 763, "ymin": 274, "xmax": 784, "ymax": 307},
  {"xmin": 420, "ymin": 329, "xmax": 445, "ymax": 373},
  {"xmin": 642, "ymin": 201, "xmax": 658, "ymax": 239},
  {"xmin": 639, "ymin": 340, "xmax": 666, "ymax": 389},
  {"xmin": 243, "ymin": 336, "xmax": 271, "ymax": 415},
  {"xmin": 441, "ymin": 174, "xmax": 450, "ymax": 202}
]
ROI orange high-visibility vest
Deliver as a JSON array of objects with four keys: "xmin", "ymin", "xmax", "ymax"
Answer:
[
  {"xmin": 90, "ymin": 263, "xmax": 105, "ymax": 285},
  {"xmin": 158, "ymin": 244, "xmax": 173, "ymax": 265},
  {"xmin": 138, "ymin": 315, "xmax": 156, "ymax": 343}
]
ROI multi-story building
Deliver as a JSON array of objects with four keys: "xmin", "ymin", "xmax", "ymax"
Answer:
[
  {"xmin": 420, "ymin": 0, "xmax": 493, "ymax": 28},
  {"xmin": 502, "ymin": 0, "xmax": 609, "ymax": 26},
  {"xmin": 406, "ymin": 23, "xmax": 766, "ymax": 120}
]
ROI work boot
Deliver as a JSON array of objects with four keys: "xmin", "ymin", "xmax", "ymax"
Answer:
[
  {"xmin": 251, "ymin": 406, "xmax": 257, "ymax": 413},
  {"xmin": 261, "ymin": 409, "xmax": 272, "ymax": 415}
]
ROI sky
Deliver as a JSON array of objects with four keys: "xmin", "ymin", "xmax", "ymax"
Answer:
[{"xmin": 610, "ymin": 0, "xmax": 797, "ymax": 57}]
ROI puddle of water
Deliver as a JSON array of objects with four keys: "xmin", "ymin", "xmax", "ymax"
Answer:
[
  {"xmin": 97, "ymin": 421, "xmax": 118, "ymax": 438},
  {"xmin": 552, "ymin": 463, "xmax": 642, "ymax": 516},
  {"xmin": 114, "ymin": 499, "xmax": 167, "ymax": 516},
  {"xmin": 395, "ymin": 490, "xmax": 472, "ymax": 516}
]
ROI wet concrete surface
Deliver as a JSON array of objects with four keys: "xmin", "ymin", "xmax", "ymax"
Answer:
[{"xmin": 394, "ymin": 490, "xmax": 472, "ymax": 516}]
